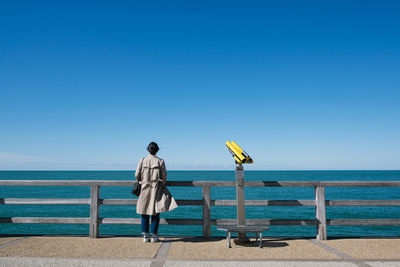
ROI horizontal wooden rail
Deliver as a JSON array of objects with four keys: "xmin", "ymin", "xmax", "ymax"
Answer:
[
  {"xmin": 2, "ymin": 180, "xmax": 400, "ymax": 187},
  {"xmin": 100, "ymin": 199, "xmax": 203, "ymax": 206},
  {"xmin": 327, "ymin": 200, "xmax": 400, "ymax": 206},
  {"xmin": 3, "ymin": 199, "xmax": 400, "ymax": 207},
  {"xmin": 212, "ymin": 200, "xmax": 316, "ymax": 206},
  {"xmin": 327, "ymin": 219, "xmax": 400, "ymax": 226},
  {"xmin": 3, "ymin": 217, "xmax": 400, "ymax": 226},
  {"xmin": 0, "ymin": 198, "xmax": 90, "ymax": 205},
  {"xmin": 100, "ymin": 218, "xmax": 202, "ymax": 225},
  {"xmin": 0, "ymin": 217, "xmax": 90, "ymax": 224},
  {"xmin": 1, "ymin": 180, "xmax": 400, "ymax": 239},
  {"xmin": 209, "ymin": 219, "xmax": 318, "ymax": 226}
]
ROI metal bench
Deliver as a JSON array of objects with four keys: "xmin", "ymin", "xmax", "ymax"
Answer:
[{"xmin": 217, "ymin": 225, "xmax": 270, "ymax": 248}]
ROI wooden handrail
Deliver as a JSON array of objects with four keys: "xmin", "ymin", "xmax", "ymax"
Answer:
[
  {"xmin": 1, "ymin": 180, "xmax": 400, "ymax": 187},
  {"xmin": 1, "ymin": 180, "xmax": 400, "ymax": 239}
]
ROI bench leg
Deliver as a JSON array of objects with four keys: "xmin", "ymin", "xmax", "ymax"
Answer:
[
  {"xmin": 227, "ymin": 231, "xmax": 232, "ymax": 248},
  {"xmin": 259, "ymin": 232, "xmax": 263, "ymax": 248}
]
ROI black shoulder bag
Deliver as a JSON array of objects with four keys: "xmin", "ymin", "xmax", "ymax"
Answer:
[
  {"xmin": 132, "ymin": 157, "xmax": 144, "ymax": 196},
  {"xmin": 132, "ymin": 181, "xmax": 141, "ymax": 196}
]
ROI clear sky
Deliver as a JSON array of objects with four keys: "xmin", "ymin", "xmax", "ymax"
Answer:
[{"xmin": 1, "ymin": 1, "xmax": 399, "ymax": 170}]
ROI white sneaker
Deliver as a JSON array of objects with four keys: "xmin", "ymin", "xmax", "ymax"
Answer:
[
  {"xmin": 143, "ymin": 234, "xmax": 150, "ymax": 243},
  {"xmin": 151, "ymin": 235, "xmax": 160, "ymax": 243}
]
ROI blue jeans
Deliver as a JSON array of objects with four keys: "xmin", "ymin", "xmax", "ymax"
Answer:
[{"xmin": 141, "ymin": 214, "xmax": 160, "ymax": 235}]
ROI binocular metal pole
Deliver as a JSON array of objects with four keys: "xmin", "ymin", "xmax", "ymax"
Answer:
[{"xmin": 236, "ymin": 163, "xmax": 247, "ymax": 240}]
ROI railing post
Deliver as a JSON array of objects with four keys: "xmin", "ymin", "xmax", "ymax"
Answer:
[
  {"xmin": 236, "ymin": 164, "xmax": 245, "ymax": 225},
  {"xmin": 90, "ymin": 185, "xmax": 100, "ymax": 238},
  {"xmin": 202, "ymin": 185, "xmax": 211, "ymax": 238},
  {"xmin": 236, "ymin": 164, "xmax": 247, "ymax": 240},
  {"xmin": 315, "ymin": 186, "xmax": 327, "ymax": 240}
]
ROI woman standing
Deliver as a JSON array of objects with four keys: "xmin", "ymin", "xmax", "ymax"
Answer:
[{"xmin": 135, "ymin": 142, "xmax": 168, "ymax": 243}]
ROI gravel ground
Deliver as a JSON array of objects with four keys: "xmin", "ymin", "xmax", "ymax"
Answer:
[
  {"xmin": 321, "ymin": 239, "xmax": 400, "ymax": 260},
  {"xmin": 1, "ymin": 236, "xmax": 400, "ymax": 262},
  {"xmin": 0, "ymin": 237, "xmax": 161, "ymax": 258},
  {"xmin": 167, "ymin": 238, "xmax": 340, "ymax": 260},
  {"xmin": 0, "ymin": 238, "xmax": 19, "ymax": 246}
]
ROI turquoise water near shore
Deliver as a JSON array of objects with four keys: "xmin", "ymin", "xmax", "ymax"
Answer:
[{"xmin": 1, "ymin": 170, "xmax": 400, "ymax": 237}]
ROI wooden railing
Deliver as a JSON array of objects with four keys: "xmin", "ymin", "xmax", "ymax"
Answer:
[{"xmin": 1, "ymin": 180, "xmax": 400, "ymax": 240}]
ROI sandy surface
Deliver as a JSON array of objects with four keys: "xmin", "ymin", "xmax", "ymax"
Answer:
[
  {"xmin": 0, "ymin": 237, "xmax": 161, "ymax": 258},
  {"xmin": 321, "ymin": 238, "xmax": 400, "ymax": 260},
  {"xmin": 0, "ymin": 257, "xmax": 153, "ymax": 267},
  {"xmin": 167, "ymin": 238, "xmax": 340, "ymax": 260},
  {"xmin": 2, "ymin": 236, "xmax": 400, "ymax": 262}
]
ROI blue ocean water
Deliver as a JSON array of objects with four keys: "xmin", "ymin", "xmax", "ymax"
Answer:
[{"xmin": 1, "ymin": 170, "xmax": 399, "ymax": 237}]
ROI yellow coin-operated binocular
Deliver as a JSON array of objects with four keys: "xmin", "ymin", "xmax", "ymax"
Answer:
[{"xmin": 226, "ymin": 141, "xmax": 253, "ymax": 164}]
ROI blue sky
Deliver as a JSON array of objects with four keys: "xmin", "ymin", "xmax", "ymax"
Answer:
[{"xmin": 1, "ymin": 1, "xmax": 399, "ymax": 170}]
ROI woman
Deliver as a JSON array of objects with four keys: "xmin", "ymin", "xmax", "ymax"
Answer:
[{"xmin": 135, "ymin": 142, "xmax": 169, "ymax": 243}]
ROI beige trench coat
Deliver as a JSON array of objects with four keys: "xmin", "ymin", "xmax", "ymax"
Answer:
[{"xmin": 135, "ymin": 154, "xmax": 177, "ymax": 215}]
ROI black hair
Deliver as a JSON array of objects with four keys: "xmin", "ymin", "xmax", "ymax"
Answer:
[{"xmin": 147, "ymin": 142, "xmax": 159, "ymax": 155}]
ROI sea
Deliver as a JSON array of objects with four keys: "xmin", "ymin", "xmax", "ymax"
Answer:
[{"xmin": 1, "ymin": 170, "xmax": 399, "ymax": 237}]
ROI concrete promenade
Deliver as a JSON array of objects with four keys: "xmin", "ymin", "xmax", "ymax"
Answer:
[{"xmin": 1, "ymin": 236, "xmax": 400, "ymax": 267}]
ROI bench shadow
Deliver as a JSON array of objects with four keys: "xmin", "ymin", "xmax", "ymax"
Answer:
[
  {"xmin": 234, "ymin": 239, "xmax": 289, "ymax": 248},
  {"xmin": 160, "ymin": 236, "xmax": 292, "ymax": 247},
  {"xmin": 159, "ymin": 237, "xmax": 290, "ymax": 247}
]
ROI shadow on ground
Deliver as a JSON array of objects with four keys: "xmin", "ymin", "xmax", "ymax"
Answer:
[{"xmin": 234, "ymin": 239, "xmax": 289, "ymax": 248}]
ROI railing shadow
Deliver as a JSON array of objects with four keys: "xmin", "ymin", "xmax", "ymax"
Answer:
[{"xmin": 0, "ymin": 217, "xmax": 12, "ymax": 223}]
